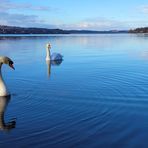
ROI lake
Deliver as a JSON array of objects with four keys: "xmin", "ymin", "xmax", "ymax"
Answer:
[{"xmin": 0, "ymin": 34, "xmax": 148, "ymax": 148}]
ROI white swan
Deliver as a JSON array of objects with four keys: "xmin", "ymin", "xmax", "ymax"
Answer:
[
  {"xmin": 46, "ymin": 43, "xmax": 63, "ymax": 61},
  {"xmin": 0, "ymin": 56, "xmax": 15, "ymax": 96}
]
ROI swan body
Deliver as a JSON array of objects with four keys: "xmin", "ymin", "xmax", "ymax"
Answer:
[
  {"xmin": 46, "ymin": 43, "xmax": 63, "ymax": 61},
  {"xmin": 50, "ymin": 53, "xmax": 63, "ymax": 61},
  {"xmin": 0, "ymin": 56, "xmax": 15, "ymax": 97}
]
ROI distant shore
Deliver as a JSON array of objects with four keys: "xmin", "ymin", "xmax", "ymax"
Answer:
[
  {"xmin": 0, "ymin": 25, "xmax": 128, "ymax": 34},
  {"xmin": 1, "ymin": 25, "xmax": 148, "ymax": 34},
  {"xmin": 129, "ymin": 27, "xmax": 148, "ymax": 33}
]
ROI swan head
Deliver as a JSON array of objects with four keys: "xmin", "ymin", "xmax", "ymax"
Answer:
[
  {"xmin": 46, "ymin": 43, "xmax": 51, "ymax": 49},
  {"xmin": 0, "ymin": 56, "xmax": 15, "ymax": 70}
]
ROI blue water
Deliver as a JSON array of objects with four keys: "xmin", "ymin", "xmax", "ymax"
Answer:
[{"xmin": 0, "ymin": 34, "xmax": 148, "ymax": 148}]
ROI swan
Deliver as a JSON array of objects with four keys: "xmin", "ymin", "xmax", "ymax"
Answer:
[
  {"xmin": 46, "ymin": 43, "xmax": 63, "ymax": 61},
  {"xmin": 0, "ymin": 56, "xmax": 15, "ymax": 96}
]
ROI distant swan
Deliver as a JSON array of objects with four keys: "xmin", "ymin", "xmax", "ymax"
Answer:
[
  {"xmin": 46, "ymin": 43, "xmax": 63, "ymax": 61},
  {"xmin": 0, "ymin": 56, "xmax": 15, "ymax": 96}
]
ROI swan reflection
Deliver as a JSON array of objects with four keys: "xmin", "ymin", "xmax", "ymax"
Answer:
[
  {"xmin": 0, "ymin": 96, "xmax": 16, "ymax": 131},
  {"xmin": 46, "ymin": 59, "xmax": 63, "ymax": 78}
]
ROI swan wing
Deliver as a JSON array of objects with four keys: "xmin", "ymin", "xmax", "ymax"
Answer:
[{"xmin": 51, "ymin": 53, "xmax": 63, "ymax": 60}]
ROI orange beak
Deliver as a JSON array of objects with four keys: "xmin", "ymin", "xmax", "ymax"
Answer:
[{"xmin": 9, "ymin": 64, "xmax": 15, "ymax": 70}]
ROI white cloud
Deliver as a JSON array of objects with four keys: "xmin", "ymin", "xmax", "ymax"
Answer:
[
  {"xmin": 1, "ymin": 13, "xmax": 148, "ymax": 30},
  {"xmin": 0, "ymin": 11, "xmax": 57, "ymax": 28},
  {"xmin": 0, "ymin": 0, "xmax": 54, "ymax": 12},
  {"xmin": 58, "ymin": 18, "xmax": 128, "ymax": 30},
  {"xmin": 0, "ymin": 2, "xmax": 148, "ymax": 31},
  {"xmin": 1, "ymin": 10, "xmax": 148, "ymax": 30},
  {"xmin": 139, "ymin": 5, "xmax": 148, "ymax": 13},
  {"xmin": 0, "ymin": 0, "xmax": 59, "ymax": 28},
  {"xmin": 59, "ymin": 16, "xmax": 148, "ymax": 30}
]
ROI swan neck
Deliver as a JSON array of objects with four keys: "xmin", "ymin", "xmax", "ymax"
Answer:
[
  {"xmin": 0, "ymin": 64, "xmax": 9, "ymax": 96},
  {"xmin": 46, "ymin": 47, "xmax": 51, "ymax": 60}
]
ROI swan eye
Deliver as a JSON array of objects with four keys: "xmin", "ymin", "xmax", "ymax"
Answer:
[
  {"xmin": 8, "ymin": 61, "xmax": 15, "ymax": 70},
  {"xmin": 9, "ymin": 61, "xmax": 13, "ymax": 65}
]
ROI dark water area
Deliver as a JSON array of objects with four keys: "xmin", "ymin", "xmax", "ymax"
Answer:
[{"xmin": 0, "ymin": 34, "xmax": 148, "ymax": 147}]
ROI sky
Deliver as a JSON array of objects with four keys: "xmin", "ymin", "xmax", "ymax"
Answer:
[{"xmin": 0, "ymin": 0, "xmax": 148, "ymax": 30}]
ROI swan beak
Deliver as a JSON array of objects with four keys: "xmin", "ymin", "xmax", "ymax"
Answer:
[{"xmin": 9, "ymin": 64, "xmax": 15, "ymax": 70}]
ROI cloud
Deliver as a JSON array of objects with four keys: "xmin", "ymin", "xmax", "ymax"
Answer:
[
  {"xmin": 0, "ymin": 0, "xmax": 59, "ymax": 28},
  {"xmin": 139, "ymin": 5, "xmax": 148, "ymax": 13},
  {"xmin": 0, "ymin": 1, "xmax": 147, "ymax": 30},
  {"xmin": 1, "ymin": 12, "xmax": 147, "ymax": 30},
  {"xmin": 58, "ymin": 17, "xmax": 148, "ymax": 30},
  {"xmin": 0, "ymin": 11, "xmax": 57, "ymax": 28},
  {"xmin": 58, "ymin": 18, "xmax": 129, "ymax": 30},
  {"xmin": 0, "ymin": 0, "xmax": 54, "ymax": 12}
]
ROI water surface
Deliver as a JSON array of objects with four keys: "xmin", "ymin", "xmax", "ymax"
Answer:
[{"xmin": 0, "ymin": 34, "xmax": 148, "ymax": 148}]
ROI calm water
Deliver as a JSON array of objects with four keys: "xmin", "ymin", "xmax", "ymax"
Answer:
[{"xmin": 0, "ymin": 34, "xmax": 148, "ymax": 148}]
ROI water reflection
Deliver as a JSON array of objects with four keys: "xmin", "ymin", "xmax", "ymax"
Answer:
[
  {"xmin": 0, "ymin": 96, "xmax": 16, "ymax": 132},
  {"xmin": 139, "ymin": 51, "xmax": 148, "ymax": 60},
  {"xmin": 46, "ymin": 60, "xmax": 63, "ymax": 78}
]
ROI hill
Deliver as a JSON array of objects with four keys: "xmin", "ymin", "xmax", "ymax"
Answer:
[
  {"xmin": 0, "ymin": 25, "xmax": 128, "ymax": 34},
  {"xmin": 129, "ymin": 27, "xmax": 148, "ymax": 33}
]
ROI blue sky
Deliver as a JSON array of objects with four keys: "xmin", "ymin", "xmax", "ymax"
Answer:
[{"xmin": 1, "ymin": 0, "xmax": 148, "ymax": 30}]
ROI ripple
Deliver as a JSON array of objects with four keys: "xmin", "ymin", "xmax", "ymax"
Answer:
[{"xmin": 1, "ymin": 34, "xmax": 148, "ymax": 148}]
